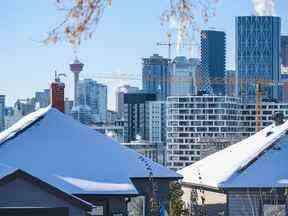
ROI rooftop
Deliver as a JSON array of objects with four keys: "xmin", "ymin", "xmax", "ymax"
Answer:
[
  {"xmin": 0, "ymin": 107, "xmax": 180, "ymax": 196},
  {"xmin": 178, "ymin": 120, "xmax": 288, "ymax": 189}
]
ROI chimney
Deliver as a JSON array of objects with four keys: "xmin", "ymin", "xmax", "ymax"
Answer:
[{"xmin": 50, "ymin": 72, "xmax": 65, "ymax": 112}]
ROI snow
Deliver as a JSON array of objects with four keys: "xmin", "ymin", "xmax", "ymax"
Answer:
[
  {"xmin": 220, "ymin": 134, "xmax": 288, "ymax": 188},
  {"xmin": 278, "ymin": 179, "xmax": 288, "ymax": 184},
  {"xmin": 57, "ymin": 176, "xmax": 136, "ymax": 193},
  {"xmin": 178, "ymin": 120, "xmax": 288, "ymax": 189},
  {"xmin": 0, "ymin": 106, "xmax": 50, "ymax": 145},
  {"xmin": 0, "ymin": 108, "xmax": 180, "ymax": 195}
]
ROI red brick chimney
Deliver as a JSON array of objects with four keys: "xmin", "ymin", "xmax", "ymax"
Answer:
[{"xmin": 50, "ymin": 72, "xmax": 65, "ymax": 113}]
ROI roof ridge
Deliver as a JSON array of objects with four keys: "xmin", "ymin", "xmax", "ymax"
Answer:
[
  {"xmin": 0, "ymin": 106, "xmax": 51, "ymax": 146},
  {"xmin": 237, "ymin": 123, "xmax": 288, "ymax": 172},
  {"xmin": 178, "ymin": 120, "xmax": 288, "ymax": 188},
  {"xmin": 0, "ymin": 169, "xmax": 94, "ymax": 210}
]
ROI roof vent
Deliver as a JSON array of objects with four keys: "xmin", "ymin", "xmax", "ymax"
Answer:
[
  {"xmin": 266, "ymin": 131, "xmax": 273, "ymax": 137},
  {"xmin": 273, "ymin": 112, "xmax": 284, "ymax": 126},
  {"xmin": 272, "ymin": 146, "xmax": 281, "ymax": 151}
]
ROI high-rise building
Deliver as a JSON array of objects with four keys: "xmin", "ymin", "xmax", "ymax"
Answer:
[
  {"xmin": 170, "ymin": 56, "xmax": 194, "ymax": 96},
  {"xmin": 77, "ymin": 79, "xmax": 108, "ymax": 122},
  {"xmin": 200, "ymin": 30, "xmax": 226, "ymax": 95},
  {"xmin": 236, "ymin": 16, "xmax": 281, "ymax": 101},
  {"xmin": 64, "ymin": 98, "xmax": 74, "ymax": 115},
  {"xmin": 142, "ymin": 54, "xmax": 170, "ymax": 100},
  {"xmin": 71, "ymin": 104, "xmax": 92, "ymax": 125},
  {"xmin": 166, "ymin": 95, "xmax": 243, "ymax": 170},
  {"xmin": 107, "ymin": 110, "xmax": 118, "ymax": 123},
  {"xmin": 123, "ymin": 92, "xmax": 157, "ymax": 142},
  {"xmin": 4, "ymin": 106, "xmax": 20, "ymax": 129},
  {"xmin": 281, "ymin": 35, "xmax": 288, "ymax": 71},
  {"xmin": 35, "ymin": 89, "xmax": 50, "ymax": 108},
  {"xmin": 0, "ymin": 95, "xmax": 5, "ymax": 132},
  {"xmin": 147, "ymin": 101, "xmax": 167, "ymax": 164},
  {"xmin": 5, "ymin": 99, "xmax": 35, "ymax": 128},
  {"xmin": 189, "ymin": 58, "xmax": 201, "ymax": 94},
  {"xmin": 116, "ymin": 85, "xmax": 139, "ymax": 119},
  {"xmin": 14, "ymin": 99, "xmax": 35, "ymax": 116},
  {"xmin": 147, "ymin": 101, "xmax": 167, "ymax": 144}
]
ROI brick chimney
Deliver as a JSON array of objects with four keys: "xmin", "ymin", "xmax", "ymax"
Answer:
[{"xmin": 50, "ymin": 72, "xmax": 65, "ymax": 113}]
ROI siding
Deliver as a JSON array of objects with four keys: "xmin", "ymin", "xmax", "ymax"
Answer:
[
  {"xmin": 0, "ymin": 178, "xmax": 86, "ymax": 216},
  {"xmin": 228, "ymin": 191, "xmax": 261, "ymax": 216}
]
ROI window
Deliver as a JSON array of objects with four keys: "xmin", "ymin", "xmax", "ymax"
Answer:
[
  {"xmin": 92, "ymin": 206, "xmax": 105, "ymax": 215},
  {"xmin": 263, "ymin": 204, "xmax": 286, "ymax": 216}
]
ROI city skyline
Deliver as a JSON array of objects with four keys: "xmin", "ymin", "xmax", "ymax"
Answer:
[{"xmin": 1, "ymin": 0, "xmax": 288, "ymax": 109}]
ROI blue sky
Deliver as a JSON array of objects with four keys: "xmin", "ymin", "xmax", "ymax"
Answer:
[{"xmin": 1, "ymin": 0, "xmax": 288, "ymax": 109}]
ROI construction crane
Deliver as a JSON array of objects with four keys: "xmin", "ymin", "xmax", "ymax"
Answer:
[
  {"xmin": 157, "ymin": 32, "xmax": 173, "ymax": 60},
  {"xmin": 85, "ymin": 71, "xmax": 287, "ymax": 132},
  {"xmin": 54, "ymin": 70, "xmax": 66, "ymax": 82},
  {"xmin": 157, "ymin": 32, "xmax": 199, "ymax": 60},
  {"xmin": 255, "ymin": 82, "xmax": 263, "ymax": 132},
  {"xmin": 254, "ymin": 79, "xmax": 284, "ymax": 132}
]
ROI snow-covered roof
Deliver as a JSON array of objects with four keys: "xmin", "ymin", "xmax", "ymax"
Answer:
[
  {"xmin": 178, "ymin": 120, "xmax": 288, "ymax": 189},
  {"xmin": 0, "ymin": 107, "xmax": 180, "ymax": 196}
]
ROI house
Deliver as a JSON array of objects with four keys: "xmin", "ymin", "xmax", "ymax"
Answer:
[
  {"xmin": 179, "ymin": 115, "xmax": 288, "ymax": 216},
  {"xmin": 0, "ymin": 168, "xmax": 93, "ymax": 216},
  {"xmin": 0, "ymin": 106, "xmax": 181, "ymax": 215}
]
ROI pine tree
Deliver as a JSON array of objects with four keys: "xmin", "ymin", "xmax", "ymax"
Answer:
[{"xmin": 168, "ymin": 181, "xmax": 189, "ymax": 216}]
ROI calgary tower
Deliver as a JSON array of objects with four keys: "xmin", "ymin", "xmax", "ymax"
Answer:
[{"xmin": 69, "ymin": 58, "xmax": 84, "ymax": 106}]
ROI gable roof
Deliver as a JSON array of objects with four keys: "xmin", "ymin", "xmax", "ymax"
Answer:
[
  {"xmin": 0, "ymin": 167, "xmax": 93, "ymax": 211},
  {"xmin": 178, "ymin": 120, "xmax": 288, "ymax": 190},
  {"xmin": 0, "ymin": 107, "xmax": 181, "ymax": 196},
  {"xmin": 220, "ymin": 134, "xmax": 288, "ymax": 189}
]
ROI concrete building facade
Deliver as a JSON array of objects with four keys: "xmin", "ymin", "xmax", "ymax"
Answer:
[
  {"xmin": 166, "ymin": 95, "xmax": 288, "ymax": 170},
  {"xmin": 123, "ymin": 92, "xmax": 157, "ymax": 142},
  {"xmin": 115, "ymin": 85, "xmax": 139, "ymax": 119},
  {"xmin": 240, "ymin": 102, "xmax": 288, "ymax": 137},
  {"xmin": 147, "ymin": 101, "xmax": 167, "ymax": 164},
  {"xmin": 77, "ymin": 79, "xmax": 107, "ymax": 123},
  {"xmin": 166, "ymin": 95, "xmax": 243, "ymax": 170},
  {"xmin": 170, "ymin": 56, "xmax": 194, "ymax": 96},
  {"xmin": 142, "ymin": 54, "xmax": 170, "ymax": 100},
  {"xmin": 35, "ymin": 89, "xmax": 50, "ymax": 108}
]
